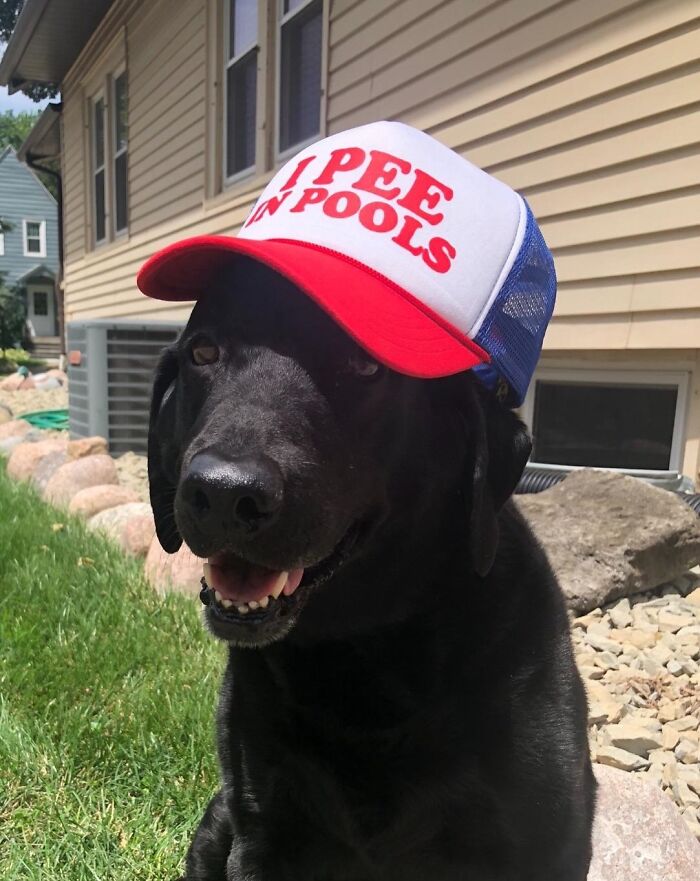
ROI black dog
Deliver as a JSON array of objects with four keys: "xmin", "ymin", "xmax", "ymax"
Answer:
[{"xmin": 148, "ymin": 258, "xmax": 595, "ymax": 881}]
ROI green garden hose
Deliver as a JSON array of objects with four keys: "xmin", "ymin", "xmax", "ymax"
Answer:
[{"xmin": 19, "ymin": 409, "xmax": 70, "ymax": 431}]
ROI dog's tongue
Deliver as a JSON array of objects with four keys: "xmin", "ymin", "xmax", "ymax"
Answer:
[{"xmin": 204, "ymin": 554, "xmax": 304, "ymax": 604}]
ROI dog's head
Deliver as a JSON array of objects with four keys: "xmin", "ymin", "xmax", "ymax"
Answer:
[{"xmin": 148, "ymin": 259, "xmax": 531, "ymax": 647}]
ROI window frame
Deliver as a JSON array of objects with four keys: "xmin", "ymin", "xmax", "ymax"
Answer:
[
  {"xmin": 223, "ymin": 0, "xmax": 259, "ymax": 186},
  {"xmin": 275, "ymin": 0, "xmax": 323, "ymax": 163},
  {"xmin": 91, "ymin": 89, "xmax": 108, "ymax": 247},
  {"xmin": 22, "ymin": 219, "xmax": 47, "ymax": 258},
  {"xmin": 0, "ymin": 231, "xmax": 4, "ymax": 256},
  {"xmin": 112, "ymin": 64, "xmax": 129, "ymax": 237},
  {"xmin": 521, "ymin": 366, "xmax": 690, "ymax": 476}
]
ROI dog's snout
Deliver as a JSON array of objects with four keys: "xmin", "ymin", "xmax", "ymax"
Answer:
[{"xmin": 181, "ymin": 452, "xmax": 284, "ymax": 536}]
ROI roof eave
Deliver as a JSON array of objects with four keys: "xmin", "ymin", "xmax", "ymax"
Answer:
[
  {"xmin": 0, "ymin": 0, "xmax": 51, "ymax": 92},
  {"xmin": 18, "ymin": 103, "xmax": 63, "ymax": 163}
]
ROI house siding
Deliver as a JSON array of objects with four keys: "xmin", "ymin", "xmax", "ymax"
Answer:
[
  {"xmin": 0, "ymin": 147, "xmax": 59, "ymax": 286},
  {"xmin": 57, "ymin": 0, "xmax": 700, "ymax": 479}
]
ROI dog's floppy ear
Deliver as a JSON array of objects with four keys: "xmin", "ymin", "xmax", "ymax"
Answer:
[
  {"xmin": 458, "ymin": 379, "xmax": 532, "ymax": 577},
  {"xmin": 148, "ymin": 345, "xmax": 183, "ymax": 553}
]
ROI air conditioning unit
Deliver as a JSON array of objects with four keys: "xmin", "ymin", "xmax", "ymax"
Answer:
[{"xmin": 67, "ymin": 319, "xmax": 184, "ymax": 455}]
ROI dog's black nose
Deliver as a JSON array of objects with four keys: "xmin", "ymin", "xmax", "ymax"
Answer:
[{"xmin": 181, "ymin": 452, "xmax": 284, "ymax": 535}]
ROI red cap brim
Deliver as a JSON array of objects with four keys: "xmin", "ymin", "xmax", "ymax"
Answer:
[{"xmin": 136, "ymin": 236, "xmax": 489, "ymax": 379}]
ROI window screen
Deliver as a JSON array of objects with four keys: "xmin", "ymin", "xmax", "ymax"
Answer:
[
  {"xmin": 93, "ymin": 96, "xmax": 106, "ymax": 243},
  {"xmin": 279, "ymin": 0, "xmax": 322, "ymax": 153},
  {"xmin": 113, "ymin": 71, "xmax": 129, "ymax": 233},
  {"xmin": 532, "ymin": 381, "xmax": 678, "ymax": 471},
  {"xmin": 226, "ymin": 0, "xmax": 258, "ymax": 178}
]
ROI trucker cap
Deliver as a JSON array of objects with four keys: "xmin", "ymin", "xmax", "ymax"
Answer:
[{"xmin": 137, "ymin": 121, "xmax": 556, "ymax": 406}]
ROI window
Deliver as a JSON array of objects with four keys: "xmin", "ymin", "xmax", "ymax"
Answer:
[
  {"xmin": 225, "ymin": 0, "xmax": 258, "ymax": 179},
  {"xmin": 219, "ymin": 0, "xmax": 324, "ymax": 188},
  {"xmin": 278, "ymin": 0, "xmax": 322, "ymax": 155},
  {"xmin": 33, "ymin": 291, "xmax": 48, "ymax": 316},
  {"xmin": 522, "ymin": 368, "xmax": 689, "ymax": 474},
  {"xmin": 92, "ymin": 94, "xmax": 107, "ymax": 244},
  {"xmin": 113, "ymin": 69, "xmax": 129, "ymax": 234},
  {"xmin": 90, "ymin": 67, "xmax": 129, "ymax": 246},
  {"xmin": 23, "ymin": 220, "xmax": 46, "ymax": 257}
]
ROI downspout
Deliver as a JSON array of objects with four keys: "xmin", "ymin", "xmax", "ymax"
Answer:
[{"xmin": 24, "ymin": 154, "xmax": 65, "ymax": 356}]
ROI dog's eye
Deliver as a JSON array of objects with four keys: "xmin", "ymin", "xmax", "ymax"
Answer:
[
  {"xmin": 191, "ymin": 340, "xmax": 219, "ymax": 366},
  {"xmin": 347, "ymin": 353, "xmax": 382, "ymax": 379}
]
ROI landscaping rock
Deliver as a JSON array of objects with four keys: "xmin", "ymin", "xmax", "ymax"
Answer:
[
  {"xmin": 0, "ymin": 373, "xmax": 33, "ymax": 391},
  {"xmin": 595, "ymin": 745, "xmax": 650, "ymax": 772},
  {"xmin": 0, "ymin": 419, "xmax": 31, "ymax": 442},
  {"xmin": 31, "ymin": 450, "xmax": 69, "ymax": 492},
  {"xmin": 88, "ymin": 502, "xmax": 154, "ymax": 557},
  {"xmin": 67, "ymin": 436, "xmax": 108, "ymax": 460},
  {"xmin": 68, "ymin": 484, "xmax": 141, "ymax": 519},
  {"xmin": 7, "ymin": 438, "xmax": 67, "ymax": 482},
  {"xmin": 515, "ymin": 470, "xmax": 700, "ymax": 614},
  {"xmin": 43, "ymin": 454, "xmax": 119, "ymax": 507},
  {"xmin": 145, "ymin": 536, "xmax": 204, "ymax": 596},
  {"xmin": 589, "ymin": 765, "xmax": 700, "ymax": 880},
  {"xmin": 0, "ymin": 403, "xmax": 12, "ymax": 424},
  {"xmin": 122, "ymin": 510, "xmax": 157, "ymax": 557}
]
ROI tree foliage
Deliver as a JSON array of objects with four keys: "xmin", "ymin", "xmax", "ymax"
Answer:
[
  {"xmin": 0, "ymin": 281, "xmax": 26, "ymax": 353},
  {"xmin": 0, "ymin": 1, "xmax": 59, "ymax": 100},
  {"xmin": 0, "ymin": 109, "xmax": 38, "ymax": 149}
]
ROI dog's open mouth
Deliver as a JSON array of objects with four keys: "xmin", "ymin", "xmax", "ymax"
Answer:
[
  {"xmin": 199, "ymin": 520, "xmax": 366, "ymax": 634},
  {"xmin": 202, "ymin": 556, "xmax": 305, "ymax": 618}
]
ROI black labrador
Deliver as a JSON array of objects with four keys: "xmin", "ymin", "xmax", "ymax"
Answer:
[{"xmin": 148, "ymin": 258, "xmax": 595, "ymax": 881}]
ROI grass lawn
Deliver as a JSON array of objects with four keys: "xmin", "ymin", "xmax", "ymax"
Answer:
[{"xmin": 0, "ymin": 461, "xmax": 225, "ymax": 880}]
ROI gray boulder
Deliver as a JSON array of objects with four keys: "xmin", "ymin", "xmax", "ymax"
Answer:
[
  {"xmin": 590, "ymin": 765, "xmax": 700, "ymax": 880},
  {"xmin": 515, "ymin": 470, "xmax": 700, "ymax": 614}
]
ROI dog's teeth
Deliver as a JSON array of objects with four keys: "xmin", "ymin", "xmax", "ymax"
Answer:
[
  {"xmin": 259, "ymin": 596, "xmax": 269, "ymax": 609},
  {"xmin": 221, "ymin": 599, "xmax": 233, "ymax": 609},
  {"xmin": 271, "ymin": 571, "xmax": 289, "ymax": 599},
  {"xmin": 203, "ymin": 562, "xmax": 212, "ymax": 582},
  {"xmin": 214, "ymin": 590, "xmax": 223, "ymax": 603},
  {"xmin": 238, "ymin": 604, "xmax": 250, "ymax": 615},
  {"xmin": 248, "ymin": 600, "xmax": 259, "ymax": 610}
]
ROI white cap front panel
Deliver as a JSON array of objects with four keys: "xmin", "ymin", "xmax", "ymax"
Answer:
[{"xmin": 238, "ymin": 121, "xmax": 526, "ymax": 338}]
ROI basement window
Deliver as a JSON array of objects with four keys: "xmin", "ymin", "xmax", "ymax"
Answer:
[{"xmin": 522, "ymin": 368, "xmax": 689, "ymax": 474}]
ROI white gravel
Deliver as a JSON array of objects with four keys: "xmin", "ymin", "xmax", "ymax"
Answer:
[{"xmin": 574, "ymin": 570, "xmax": 700, "ymax": 840}]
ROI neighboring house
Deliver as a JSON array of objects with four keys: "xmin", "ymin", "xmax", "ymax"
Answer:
[
  {"xmin": 0, "ymin": 0, "xmax": 699, "ymax": 485},
  {"xmin": 0, "ymin": 146, "xmax": 60, "ymax": 341}
]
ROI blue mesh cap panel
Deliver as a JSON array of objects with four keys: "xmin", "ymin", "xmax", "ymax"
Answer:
[{"xmin": 472, "ymin": 202, "xmax": 556, "ymax": 407}]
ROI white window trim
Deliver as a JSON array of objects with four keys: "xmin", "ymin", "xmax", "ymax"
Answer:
[
  {"xmin": 223, "ymin": 0, "xmax": 258, "ymax": 186},
  {"xmin": 112, "ymin": 64, "xmax": 128, "ymax": 237},
  {"xmin": 521, "ymin": 366, "xmax": 690, "ymax": 476},
  {"xmin": 275, "ymin": 0, "xmax": 323, "ymax": 162},
  {"xmin": 0, "ymin": 231, "xmax": 4, "ymax": 256},
  {"xmin": 22, "ymin": 219, "xmax": 47, "ymax": 258},
  {"xmin": 91, "ymin": 90, "xmax": 107, "ymax": 246}
]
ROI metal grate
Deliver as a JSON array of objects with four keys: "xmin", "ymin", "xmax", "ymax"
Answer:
[{"xmin": 67, "ymin": 320, "xmax": 183, "ymax": 455}]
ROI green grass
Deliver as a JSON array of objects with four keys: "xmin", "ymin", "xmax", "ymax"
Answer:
[{"xmin": 0, "ymin": 461, "xmax": 224, "ymax": 879}]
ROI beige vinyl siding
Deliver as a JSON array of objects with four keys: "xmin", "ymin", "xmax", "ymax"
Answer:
[{"xmin": 59, "ymin": 0, "xmax": 700, "ymax": 335}]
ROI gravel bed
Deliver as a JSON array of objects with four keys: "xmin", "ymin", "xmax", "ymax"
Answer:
[
  {"xmin": 0, "ymin": 385, "xmax": 69, "ymax": 417},
  {"xmin": 114, "ymin": 451, "xmax": 149, "ymax": 502},
  {"xmin": 573, "ymin": 569, "xmax": 700, "ymax": 840}
]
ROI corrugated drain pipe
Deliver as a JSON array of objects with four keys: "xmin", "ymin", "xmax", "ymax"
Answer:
[{"xmin": 515, "ymin": 469, "xmax": 700, "ymax": 516}]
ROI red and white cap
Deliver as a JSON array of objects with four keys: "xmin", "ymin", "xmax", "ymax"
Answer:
[{"xmin": 137, "ymin": 121, "xmax": 556, "ymax": 405}]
